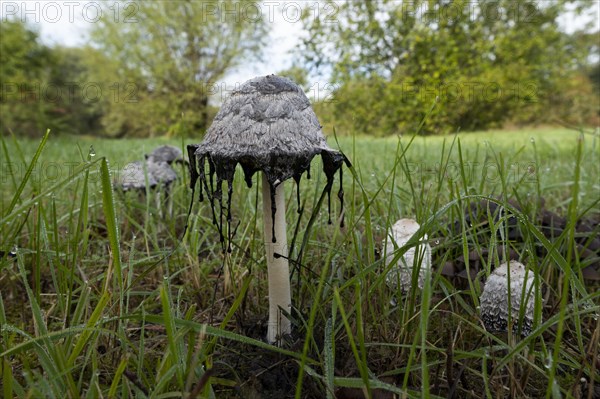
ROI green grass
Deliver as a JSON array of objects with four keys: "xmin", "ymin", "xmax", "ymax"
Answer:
[{"xmin": 1, "ymin": 127, "xmax": 599, "ymax": 398}]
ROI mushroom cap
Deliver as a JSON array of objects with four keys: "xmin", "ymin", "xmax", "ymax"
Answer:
[
  {"xmin": 119, "ymin": 161, "xmax": 158, "ymax": 191},
  {"xmin": 389, "ymin": 218, "xmax": 421, "ymax": 238},
  {"xmin": 479, "ymin": 261, "xmax": 537, "ymax": 336},
  {"xmin": 147, "ymin": 160, "xmax": 177, "ymax": 185},
  {"xmin": 191, "ymin": 74, "xmax": 346, "ymax": 187},
  {"xmin": 147, "ymin": 145, "xmax": 184, "ymax": 164},
  {"xmin": 384, "ymin": 219, "xmax": 432, "ymax": 292},
  {"xmin": 188, "ymin": 75, "xmax": 349, "ymax": 248}
]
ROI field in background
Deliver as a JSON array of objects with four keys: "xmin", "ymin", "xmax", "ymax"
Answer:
[{"xmin": 1, "ymin": 127, "xmax": 599, "ymax": 398}]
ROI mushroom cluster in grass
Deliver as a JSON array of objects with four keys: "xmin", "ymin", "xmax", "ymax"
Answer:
[
  {"xmin": 119, "ymin": 161, "xmax": 159, "ymax": 191},
  {"xmin": 188, "ymin": 75, "xmax": 349, "ymax": 344},
  {"xmin": 384, "ymin": 218, "xmax": 432, "ymax": 293},
  {"xmin": 117, "ymin": 145, "xmax": 183, "ymax": 215},
  {"xmin": 118, "ymin": 146, "xmax": 182, "ymax": 192},
  {"xmin": 479, "ymin": 261, "xmax": 537, "ymax": 336}
]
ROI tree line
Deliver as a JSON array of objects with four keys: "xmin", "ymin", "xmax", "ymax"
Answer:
[{"xmin": 1, "ymin": 1, "xmax": 598, "ymax": 138}]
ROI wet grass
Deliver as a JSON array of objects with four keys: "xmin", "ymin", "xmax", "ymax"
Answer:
[{"xmin": 1, "ymin": 127, "xmax": 599, "ymax": 398}]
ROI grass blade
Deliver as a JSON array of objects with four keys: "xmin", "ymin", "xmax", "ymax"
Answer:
[
  {"xmin": 4, "ymin": 129, "xmax": 50, "ymax": 216},
  {"xmin": 100, "ymin": 157, "xmax": 123, "ymax": 290}
]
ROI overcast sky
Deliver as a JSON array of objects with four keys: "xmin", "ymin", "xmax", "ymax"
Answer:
[{"xmin": 1, "ymin": 0, "xmax": 598, "ymax": 88}]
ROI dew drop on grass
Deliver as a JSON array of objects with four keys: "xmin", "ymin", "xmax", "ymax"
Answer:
[
  {"xmin": 530, "ymin": 137, "xmax": 535, "ymax": 143},
  {"xmin": 544, "ymin": 354, "xmax": 553, "ymax": 369},
  {"xmin": 89, "ymin": 145, "xmax": 96, "ymax": 157}
]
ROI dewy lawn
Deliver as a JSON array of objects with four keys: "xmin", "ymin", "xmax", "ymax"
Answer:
[{"xmin": 1, "ymin": 127, "xmax": 598, "ymax": 398}]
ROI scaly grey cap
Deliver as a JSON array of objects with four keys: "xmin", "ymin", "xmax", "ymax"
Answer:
[
  {"xmin": 119, "ymin": 161, "xmax": 158, "ymax": 191},
  {"xmin": 188, "ymin": 75, "xmax": 349, "ymax": 246},
  {"xmin": 479, "ymin": 261, "xmax": 537, "ymax": 336},
  {"xmin": 147, "ymin": 160, "xmax": 177, "ymax": 186},
  {"xmin": 147, "ymin": 145, "xmax": 184, "ymax": 164}
]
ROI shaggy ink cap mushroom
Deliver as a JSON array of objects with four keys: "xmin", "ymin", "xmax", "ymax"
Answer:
[
  {"xmin": 479, "ymin": 261, "xmax": 537, "ymax": 336},
  {"xmin": 384, "ymin": 219, "xmax": 432, "ymax": 293},
  {"xmin": 147, "ymin": 160, "xmax": 178, "ymax": 187},
  {"xmin": 147, "ymin": 145, "xmax": 184, "ymax": 164},
  {"xmin": 118, "ymin": 159, "xmax": 178, "ymax": 191},
  {"xmin": 188, "ymin": 74, "xmax": 350, "ymax": 247},
  {"xmin": 188, "ymin": 75, "xmax": 350, "ymax": 344},
  {"xmin": 119, "ymin": 161, "xmax": 159, "ymax": 191}
]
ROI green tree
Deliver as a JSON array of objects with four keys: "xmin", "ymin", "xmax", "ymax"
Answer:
[
  {"xmin": 0, "ymin": 21, "xmax": 105, "ymax": 136},
  {"xmin": 301, "ymin": 0, "xmax": 598, "ymax": 135},
  {"xmin": 0, "ymin": 20, "xmax": 53, "ymax": 136},
  {"xmin": 88, "ymin": 0, "xmax": 267, "ymax": 137},
  {"xmin": 277, "ymin": 65, "xmax": 309, "ymax": 91},
  {"xmin": 43, "ymin": 46, "xmax": 109, "ymax": 136}
]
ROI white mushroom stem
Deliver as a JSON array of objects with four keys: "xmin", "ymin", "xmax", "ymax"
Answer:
[{"xmin": 262, "ymin": 173, "xmax": 292, "ymax": 343}]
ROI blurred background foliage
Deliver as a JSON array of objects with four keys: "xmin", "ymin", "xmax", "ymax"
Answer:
[{"xmin": 0, "ymin": 0, "xmax": 598, "ymax": 137}]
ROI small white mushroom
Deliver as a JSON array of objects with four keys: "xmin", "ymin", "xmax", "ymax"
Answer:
[
  {"xmin": 384, "ymin": 218, "xmax": 432, "ymax": 292},
  {"xmin": 479, "ymin": 261, "xmax": 537, "ymax": 336}
]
